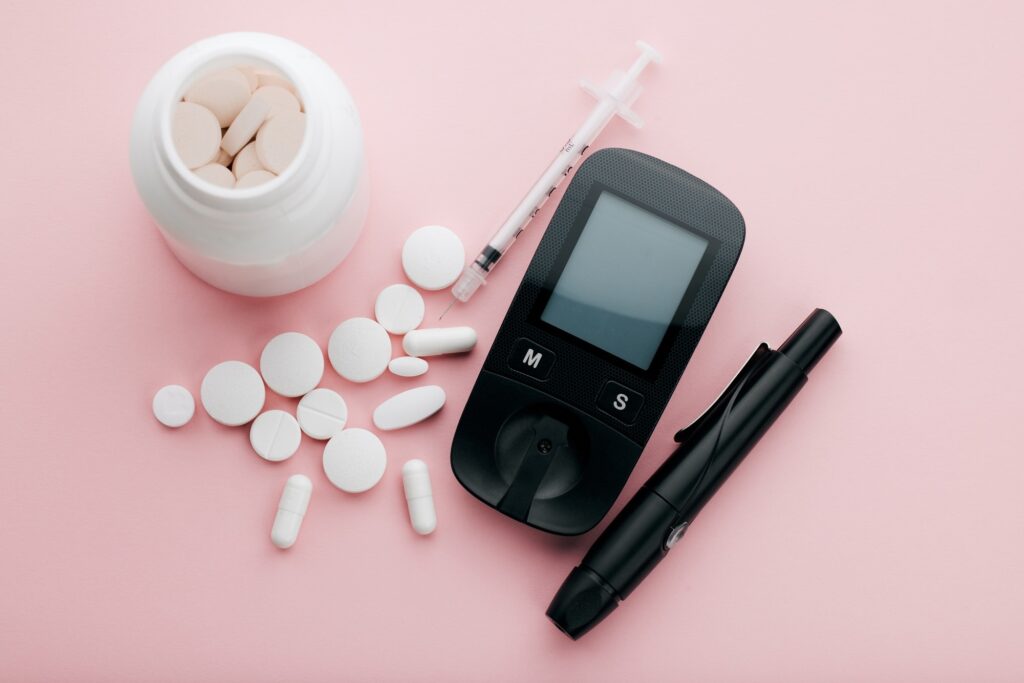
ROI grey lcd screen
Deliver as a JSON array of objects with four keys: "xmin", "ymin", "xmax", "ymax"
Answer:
[{"xmin": 539, "ymin": 191, "xmax": 709, "ymax": 370}]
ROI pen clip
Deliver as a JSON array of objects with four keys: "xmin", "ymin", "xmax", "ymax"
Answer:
[{"xmin": 674, "ymin": 343, "xmax": 772, "ymax": 443}]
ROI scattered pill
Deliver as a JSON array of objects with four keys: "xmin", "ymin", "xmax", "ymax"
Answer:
[
  {"xmin": 271, "ymin": 474, "xmax": 312, "ymax": 549},
  {"xmin": 231, "ymin": 142, "xmax": 264, "ymax": 179},
  {"xmin": 220, "ymin": 95, "xmax": 271, "ymax": 156},
  {"xmin": 194, "ymin": 163, "xmax": 235, "ymax": 188},
  {"xmin": 402, "ymin": 326, "xmax": 477, "ymax": 357},
  {"xmin": 249, "ymin": 410, "xmax": 302, "ymax": 462},
  {"xmin": 328, "ymin": 317, "xmax": 392, "ymax": 383},
  {"xmin": 200, "ymin": 360, "xmax": 266, "ymax": 426},
  {"xmin": 172, "ymin": 102, "xmax": 221, "ymax": 169},
  {"xmin": 235, "ymin": 170, "xmax": 276, "ymax": 188},
  {"xmin": 253, "ymin": 85, "xmax": 301, "ymax": 119},
  {"xmin": 375, "ymin": 283, "xmax": 425, "ymax": 335},
  {"xmin": 388, "ymin": 356, "xmax": 429, "ymax": 378},
  {"xmin": 296, "ymin": 388, "xmax": 348, "ymax": 440},
  {"xmin": 256, "ymin": 110, "xmax": 305, "ymax": 174},
  {"xmin": 373, "ymin": 385, "xmax": 446, "ymax": 431},
  {"xmin": 152, "ymin": 384, "xmax": 195, "ymax": 428},
  {"xmin": 402, "ymin": 459, "xmax": 437, "ymax": 535},
  {"xmin": 401, "ymin": 225, "xmax": 465, "ymax": 290},
  {"xmin": 259, "ymin": 332, "xmax": 324, "ymax": 398},
  {"xmin": 323, "ymin": 428, "xmax": 387, "ymax": 493},
  {"xmin": 184, "ymin": 68, "xmax": 252, "ymax": 127}
]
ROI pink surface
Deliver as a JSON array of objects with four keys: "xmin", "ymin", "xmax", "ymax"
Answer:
[{"xmin": 1, "ymin": 2, "xmax": 1023, "ymax": 681}]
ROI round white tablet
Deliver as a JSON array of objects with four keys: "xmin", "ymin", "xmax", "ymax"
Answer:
[
  {"xmin": 193, "ymin": 163, "xmax": 235, "ymax": 188},
  {"xmin": 249, "ymin": 410, "xmax": 301, "ymax": 462},
  {"xmin": 235, "ymin": 170, "xmax": 276, "ymax": 188},
  {"xmin": 401, "ymin": 225, "xmax": 466, "ymax": 290},
  {"xmin": 259, "ymin": 332, "xmax": 324, "ymax": 398},
  {"xmin": 184, "ymin": 68, "xmax": 252, "ymax": 127},
  {"xmin": 152, "ymin": 384, "xmax": 195, "ymax": 428},
  {"xmin": 328, "ymin": 317, "xmax": 392, "ymax": 383},
  {"xmin": 323, "ymin": 428, "xmax": 387, "ymax": 493},
  {"xmin": 374, "ymin": 283, "xmax": 425, "ymax": 335},
  {"xmin": 255, "ymin": 110, "xmax": 306, "ymax": 174},
  {"xmin": 172, "ymin": 102, "xmax": 221, "ymax": 169},
  {"xmin": 253, "ymin": 85, "xmax": 301, "ymax": 119},
  {"xmin": 388, "ymin": 356, "xmax": 429, "ymax": 378},
  {"xmin": 200, "ymin": 360, "xmax": 266, "ymax": 426},
  {"xmin": 297, "ymin": 388, "xmax": 348, "ymax": 440}
]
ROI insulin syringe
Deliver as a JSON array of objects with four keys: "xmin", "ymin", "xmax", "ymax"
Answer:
[{"xmin": 443, "ymin": 41, "xmax": 662, "ymax": 315}]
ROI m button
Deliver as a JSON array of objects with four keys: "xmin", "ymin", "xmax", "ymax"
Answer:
[
  {"xmin": 508, "ymin": 338, "xmax": 555, "ymax": 380},
  {"xmin": 597, "ymin": 381, "xmax": 644, "ymax": 425}
]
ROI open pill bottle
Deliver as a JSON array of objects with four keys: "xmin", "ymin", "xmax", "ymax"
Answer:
[{"xmin": 130, "ymin": 32, "xmax": 368, "ymax": 297}]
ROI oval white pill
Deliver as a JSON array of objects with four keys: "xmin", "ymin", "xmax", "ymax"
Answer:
[
  {"xmin": 200, "ymin": 360, "xmax": 266, "ymax": 426},
  {"xmin": 194, "ymin": 163, "xmax": 235, "ymax": 188},
  {"xmin": 402, "ymin": 459, "xmax": 437, "ymax": 535},
  {"xmin": 152, "ymin": 384, "xmax": 195, "ymax": 428},
  {"xmin": 259, "ymin": 332, "xmax": 324, "ymax": 398},
  {"xmin": 323, "ymin": 428, "xmax": 387, "ymax": 493},
  {"xmin": 375, "ymin": 283, "xmax": 425, "ymax": 335},
  {"xmin": 172, "ymin": 102, "xmax": 221, "ymax": 169},
  {"xmin": 255, "ymin": 110, "xmax": 306, "ymax": 174},
  {"xmin": 231, "ymin": 142, "xmax": 264, "ymax": 180},
  {"xmin": 271, "ymin": 474, "xmax": 311, "ymax": 549},
  {"xmin": 253, "ymin": 85, "xmax": 301, "ymax": 119},
  {"xmin": 402, "ymin": 327, "xmax": 477, "ymax": 357},
  {"xmin": 184, "ymin": 68, "xmax": 252, "ymax": 127},
  {"xmin": 328, "ymin": 317, "xmax": 392, "ymax": 383},
  {"xmin": 373, "ymin": 385, "xmax": 446, "ymax": 431},
  {"xmin": 388, "ymin": 356, "xmax": 429, "ymax": 378},
  {"xmin": 402, "ymin": 225, "xmax": 466, "ymax": 291},
  {"xmin": 249, "ymin": 410, "xmax": 302, "ymax": 462},
  {"xmin": 235, "ymin": 170, "xmax": 276, "ymax": 188},
  {"xmin": 296, "ymin": 388, "xmax": 348, "ymax": 440},
  {"xmin": 220, "ymin": 95, "xmax": 271, "ymax": 156}
]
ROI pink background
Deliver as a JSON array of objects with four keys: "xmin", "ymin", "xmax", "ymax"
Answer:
[{"xmin": 2, "ymin": 1, "xmax": 1023, "ymax": 681}]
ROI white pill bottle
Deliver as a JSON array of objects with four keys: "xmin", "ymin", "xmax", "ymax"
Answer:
[{"xmin": 130, "ymin": 32, "xmax": 368, "ymax": 297}]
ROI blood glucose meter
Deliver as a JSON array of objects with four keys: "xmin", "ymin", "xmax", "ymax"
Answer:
[{"xmin": 451, "ymin": 148, "xmax": 745, "ymax": 535}]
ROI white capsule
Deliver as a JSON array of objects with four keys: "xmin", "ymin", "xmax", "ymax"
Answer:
[
  {"xmin": 271, "ymin": 474, "xmax": 312, "ymax": 549},
  {"xmin": 402, "ymin": 459, "xmax": 436, "ymax": 535},
  {"xmin": 402, "ymin": 327, "xmax": 477, "ymax": 357}
]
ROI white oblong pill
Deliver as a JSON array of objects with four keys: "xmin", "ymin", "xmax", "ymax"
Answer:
[
  {"xmin": 402, "ymin": 459, "xmax": 436, "ymax": 535},
  {"xmin": 249, "ymin": 410, "xmax": 302, "ymax": 462},
  {"xmin": 255, "ymin": 110, "xmax": 306, "ymax": 174},
  {"xmin": 194, "ymin": 163, "xmax": 235, "ymax": 188},
  {"xmin": 172, "ymin": 102, "xmax": 221, "ymax": 169},
  {"xmin": 388, "ymin": 356, "xmax": 429, "ymax": 378},
  {"xmin": 296, "ymin": 388, "xmax": 348, "ymax": 440},
  {"xmin": 328, "ymin": 317, "xmax": 392, "ymax": 383},
  {"xmin": 271, "ymin": 474, "xmax": 311, "ymax": 549},
  {"xmin": 401, "ymin": 225, "xmax": 466, "ymax": 291},
  {"xmin": 152, "ymin": 384, "xmax": 195, "ymax": 428},
  {"xmin": 235, "ymin": 170, "xmax": 276, "ymax": 188},
  {"xmin": 253, "ymin": 85, "xmax": 301, "ymax": 119},
  {"xmin": 184, "ymin": 68, "xmax": 252, "ymax": 127},
  {"xmin": 374, "ymin": 283, "xmax": 425, "ymax": 335},
  {"xmin": 323, "ymin": 428, "xmax": 387, "ymax": 493},
  {"xmin": 220, "ymin": 95, "xmax": 271, "ymax": 156},
  {"xmin": 231, "ymin": 142, "xmax": 264, "ymax": 180},
  {"xmin": 259, "ymin": 332, "xmax": 324, "ymax": 398},
  {"xmin": 200, "ymin": 360, "xmax": 266, "ymax": 426},
  {"xmin": 402, "ymin": 327, "xmax": 477, "ymax": 357},
  {"xmin": 373, "ymin": 385, "xmax": 446, "ymax": 431}
]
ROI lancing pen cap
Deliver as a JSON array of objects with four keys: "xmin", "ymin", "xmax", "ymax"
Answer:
[{"xmin": 546, "ymin": 308, "xmax": 842, "ymax": 639}]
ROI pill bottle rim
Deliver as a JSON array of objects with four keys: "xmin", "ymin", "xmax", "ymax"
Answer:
[{"xmin": 158, "ymin": 47, "xmax": 315, "ymax": 210}]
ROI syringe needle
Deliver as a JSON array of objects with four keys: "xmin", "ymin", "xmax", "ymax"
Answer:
[{"xmin": 438, "ymin": 297, "xmax": 457, "ymax": 320}]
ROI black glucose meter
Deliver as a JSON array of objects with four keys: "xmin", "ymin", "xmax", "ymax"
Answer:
[{"xmin": 451, "ymin": 148, "xmax": 745, "ymax": 535}]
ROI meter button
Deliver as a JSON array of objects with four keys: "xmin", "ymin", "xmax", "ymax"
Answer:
[
  {"xmin": 596, "ymin": 381, "xmax": 644, "ymax": 424},
  {"xmin": 508, "ymin": 338, "xmax": 555, "ymax": 380}
]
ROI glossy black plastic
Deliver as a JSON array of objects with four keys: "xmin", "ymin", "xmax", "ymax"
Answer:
[{"xmin": 547, "ymin": 309, "xmax": 842, "ymax": 638}]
